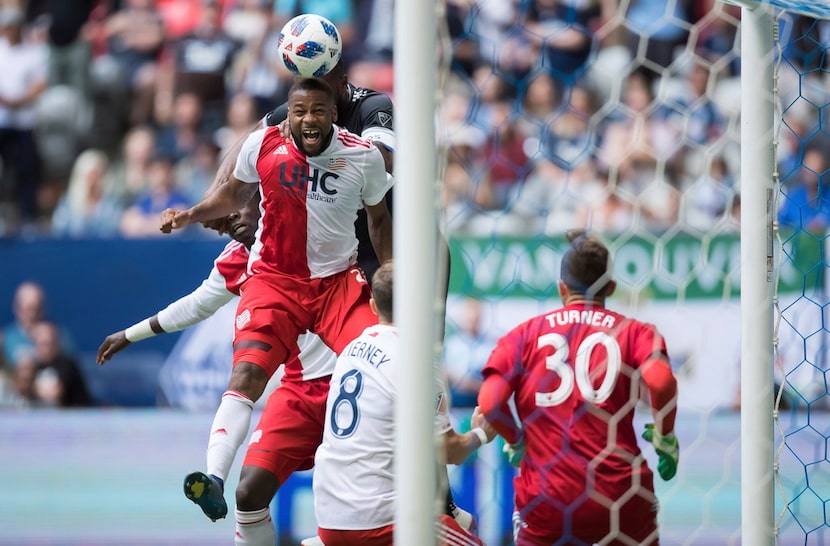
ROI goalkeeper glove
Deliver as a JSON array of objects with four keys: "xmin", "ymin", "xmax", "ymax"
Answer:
[
  {"xmin": 503, "ymin": 434, "xmax": 526, "ymax": 468},
  {"xmin": 642, "ymin": 423, "xmax": 679, "ymax": 481}
]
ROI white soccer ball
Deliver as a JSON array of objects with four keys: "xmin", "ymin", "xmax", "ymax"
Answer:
[{"xmin": 277, "ymin": 14, "xmax": 342, "ymax": 78}]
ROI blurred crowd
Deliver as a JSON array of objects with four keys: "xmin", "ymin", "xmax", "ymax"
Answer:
[
  {"xmin": 0, "ymin": 0, "xmax": 395, "ymax": 238},
  {"xmin": 0, "ymin": 0, "xmax": 826, "ymax": 240}
]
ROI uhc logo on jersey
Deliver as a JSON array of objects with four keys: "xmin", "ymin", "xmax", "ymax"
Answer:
[{"xmin": 278, "ymin": 163, "xmax": 338, "ymax": 195}]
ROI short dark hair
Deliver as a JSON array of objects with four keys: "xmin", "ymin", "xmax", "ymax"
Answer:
[
  {"xmin": 288, "ymin": 77, "xmax": 335, "ymax": 104},
  {"xmin": 560, "ymin": 229, "xmax": 613, "ymax": 298},
  {"xmin": 371, "ymin": 260, "xmax": 394, "ymax": 320}
]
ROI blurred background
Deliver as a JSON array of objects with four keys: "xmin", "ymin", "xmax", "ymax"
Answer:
[{"xmin": 2, "ymin": 0, "xmax": 830, "ymax": 544}]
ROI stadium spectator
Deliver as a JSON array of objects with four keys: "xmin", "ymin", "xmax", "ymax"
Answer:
[
  {"xmin": 174, "ymin": 136, "xmax": 221, "ymax": 204},
  {"xmin": 229, "ymin": 23, "xmax": 292, "ymax": 119},
  {"xmin": 213, "ymin": 91, "xmax": 259, "ymax": 161},
  {"xmin": 158, "ymin": 1, "xmax": 241, "ymax": 133},
  {"xmin": 520, "ymin": 0, "xmax": 601, "ymax": 90},
  {"xmin": 28, "ymin": 320, "xmax": 93, "ymax": 407},
  {"xmin": 312, "ymin": 260, "xmax": 494, "ymax": 546},
  {"xmin": 26, "ymin": 0, "xmax": 95, "ymax": 98},
  {"xmin": 222, "ymin": 0, "xmax": 271, "ymax": 45},
  {"xmin": 778, "ymin": 147, "xmax": 830, "ymax": 233},
  {"xmin": 159, "ymin": 78, "xmax": 393, "ymax": 545},
  {"xmin": 478, "ymin": 229, "xmax": 679, "ymax": 545},
  {"xmin": 153, "ymin": 91, "xmax": 207, "ymax": 164},
  {"xmin": 120, "ymin": 153, "xmax": 191, "ymax": 238},
  {"xmin": 107, "ymin": 124, "xmax": 157, "ymax": 207},
  {"xmin": 1, "ymin": 281, "xmax": 74, "ymax": 371},
  {"xmin": 622, "ymin": 0, "xmax": 692, "ymax": 82},
  {"xmin": 442, "ymin": 297, "xmax": 497, "ymax": 408},
  {"xmin": 101, "ymin": 0, "xmax": 165, "ymax": 126},
  {"xmin": 51, "ymin": 148, "xmax": 123, "ymax": 238},
  {"xmin": 681, "ymin": 155, "xmax": 737, "ymax": 234},
  {"xmin": 0, "ymin": 5, "xmax": 48, "ymax": 231}
]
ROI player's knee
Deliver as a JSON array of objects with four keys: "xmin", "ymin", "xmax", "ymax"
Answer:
[
  {"xmin": 227, "ymin": 361, "xmax": 270, "ymax": 401},
  {"xmin": 235, "ymin": 466, "xmax": 280, "ymax": 511}
]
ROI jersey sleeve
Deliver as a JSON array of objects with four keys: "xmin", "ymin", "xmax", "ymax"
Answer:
[
  {"xmin": 233, "ymin": 128, "xmax": 268, "ymax": 183},
  {"xmin": 481, "ymin": 328, "xmax": 525, "ymax": 391},
  {"xmin": 359, "ymin": 94, "xmax": 395, "ymax": 151},
  {"xmin": 433, "ymin": 360, "xmax": 453, "ymax": 436},
  {"xmin": 361, "ymin": 148, "xmax": 394, "ymax": 206},
  {"xmin": 156, "ymin": 266, "xmax": 236, "ymax": 333}
]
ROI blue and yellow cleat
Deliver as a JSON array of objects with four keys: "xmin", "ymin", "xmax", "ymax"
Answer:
[{"xmin": 183, "ymin": 471, "xmax": 227, "ymax": 522}]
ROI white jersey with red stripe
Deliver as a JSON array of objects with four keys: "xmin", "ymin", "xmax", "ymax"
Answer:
[
  {"xmin": 158, "ymin": 240, "xmax": 335, "ymax": 381},
  {"xmin": 313, "ymin": 324, "xmax": 453, "ymax": 530},
  {"xmin": 233, "ymin": 125, "xmax": 392, "ymax": 280}
]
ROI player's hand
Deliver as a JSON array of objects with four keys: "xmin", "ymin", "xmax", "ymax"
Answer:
[
  {"xmin": 503, "ymin": 433, "xmax": 526, "ymax": 467},
  {"xmin": 160, "ymin": 208, "xmax": 192, "ymax": 233},
  {"xmin": 97, "ymin": 331, "xmax": 131, "ymax": 364},
  {"xmin": 470, "ymin": 406, "xmax": 498, "ymax": 444},
  {"xmin": 642, "ymin": 423, "xmax": 679, "ymax": 481},
  {"xmin": 278, "ymin": 118, "xmax": 291, "ymax": 140}
]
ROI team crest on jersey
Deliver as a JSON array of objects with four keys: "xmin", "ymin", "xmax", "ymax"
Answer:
[
  {"xmin": 377, "ymin": 112, "xmax": 392, "ymax": 127},
  {"xmin": 249, "ymin": 429, "xmax": 262, "ymax": 444},
  {"xmin": 328, "ymin": 157, "xmax": 348, "ymax": 170},
  {"xmin": 236, "ymin": 309, "xmax": 251, "ymax": 329}
]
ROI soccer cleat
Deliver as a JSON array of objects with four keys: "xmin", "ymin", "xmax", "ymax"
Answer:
[
  {"xmin": 183, "ymin": 471, "xmax": 227, "ymax": 521},
  {"xmin": 300, "ymin": 537, "xmax": 326, "ymax": 546}
]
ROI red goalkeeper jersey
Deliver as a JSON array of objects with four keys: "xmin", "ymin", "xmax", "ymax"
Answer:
[{"xmin": 480, "ymin": 302, "xmax": 670, "ymax": 527}]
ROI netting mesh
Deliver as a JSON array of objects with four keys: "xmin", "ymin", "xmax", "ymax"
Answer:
[
  {"xmin": 429, "ymin": 1, "xmax": 828, "ymax": 545},
  {"xmin": 772, "ymin": 9, "xmax": 830, "ymax": 546}
]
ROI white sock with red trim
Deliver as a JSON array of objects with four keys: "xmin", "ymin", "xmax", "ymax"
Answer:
[
  {"xmin": 206, "ymin": 390, "xmax": 255, "ymax": 482},
  {"xmin": 234, "ymin": 507, "xmax": 274, "ymax": 546}
]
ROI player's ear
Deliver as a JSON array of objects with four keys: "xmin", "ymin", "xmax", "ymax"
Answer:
[
  {"xmin": 331, "ymin": 104, "xmax": 338, "ymax": 123},
  {"xmin": 369, "ymin": 297, "xmax": 378, "ymax": 317},
  {"xmin": 557, "ymin": 279, "xmax": 569, "ymax": 301},
  {"xmin": 605, "ymin": 280, "xmax": 617, "ymax": 298}
]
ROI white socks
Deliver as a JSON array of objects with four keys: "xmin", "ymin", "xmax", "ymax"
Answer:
[
  {"xmin": 234, "ymin": 507, "xmax": 274, "ymax": 546},
  {"xmin": 206, "ymin": 390, "xmax": 255, "ymax": 482}
]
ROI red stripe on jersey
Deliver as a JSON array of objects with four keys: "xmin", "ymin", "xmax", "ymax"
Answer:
[
  {"xmin": 214, "ymin": 241, "xmax": 250, "ymax": 296},
  {"xmin": 254, "ymin": 127, "xmax": 311, "ymax": 278},
  {"xmin": 337, "ymin": 130, "xmax": 371, "ymax": 148}
]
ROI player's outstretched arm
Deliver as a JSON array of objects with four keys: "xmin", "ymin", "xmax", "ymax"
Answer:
[
  {"xmin": 97, "ymin": 315, "xmax": 164, "ymax": 364},
  {"xmin": 160, "ymin": 176, "xmax": 258, "ymax": 234},
  {"xmin": 440, "ymin": 406, "xmax": 497, "ymax": 465}
]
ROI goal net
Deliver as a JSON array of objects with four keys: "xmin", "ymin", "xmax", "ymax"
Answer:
[{"xmin": 411, "ymin": 0, "xmax": 830, "ymax": 545}]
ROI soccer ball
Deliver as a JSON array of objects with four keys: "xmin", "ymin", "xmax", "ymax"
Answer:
[{"xmin": 277, "ymin": 14, "xmax": 342, "ymax": 78}]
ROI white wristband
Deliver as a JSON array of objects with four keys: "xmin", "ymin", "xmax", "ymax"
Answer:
[
  {"xmin": 471, "ymin": 427, "xmax": 490, "ymax": 447},
  {"xmin": 125, "ymin": 318, "xmax": 156, "ymax": 342}
]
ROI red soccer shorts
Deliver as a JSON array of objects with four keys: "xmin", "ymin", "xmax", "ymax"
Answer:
[
  {"xmin": 242, "ymin": 376, "xmax": 330, "ymax": 484},
  {"xmin": 318, "ymin": 525, "xmax": 394, "ymax": 546},
  {"xmin": 514, "ymin": 482, "xmax": 659, "ymax": 546},
  {"xmin": 232, "ymin": 265, "xmax": 376, "ymax": 377}
]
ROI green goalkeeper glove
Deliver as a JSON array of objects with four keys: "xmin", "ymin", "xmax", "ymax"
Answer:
[
  {"xmin": 503, "ymin": 434, "xmax": 526, "ymax": 468},
  {"xmin": 642, "ymin": 423, "xmax": 679, "ymax": 481}
]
